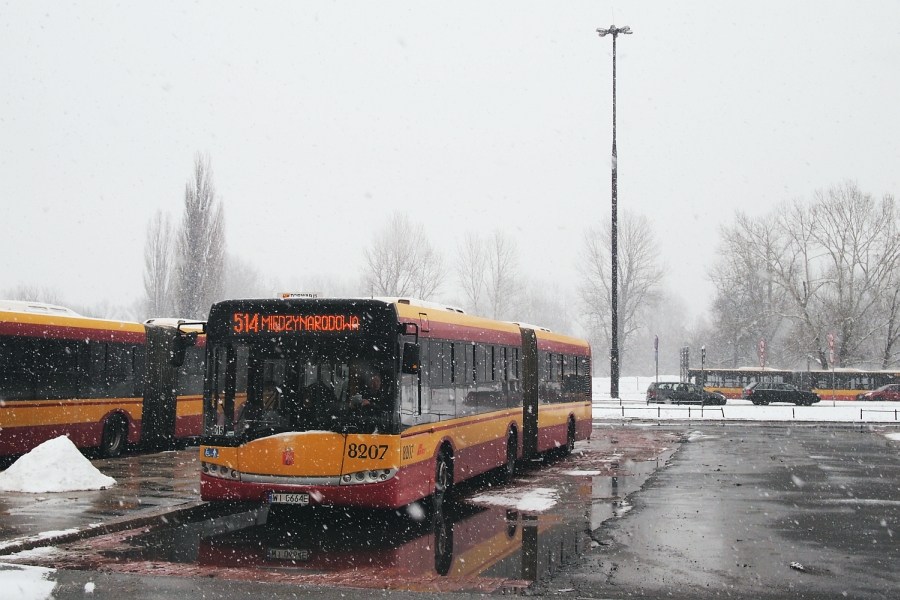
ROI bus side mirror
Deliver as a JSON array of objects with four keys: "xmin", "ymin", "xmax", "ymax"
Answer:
[
  {"xmin": 171, "ymin": 331, "xmax": 198, "ymax": 367},
  {"xmin": 401, "ymin": 342, "xmax": 420, "ymax": 374}
]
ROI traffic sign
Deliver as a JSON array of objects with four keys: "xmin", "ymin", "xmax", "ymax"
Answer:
[{"xmin": 828, "ymin": 333, "xmax": 835, "ymax": 366}]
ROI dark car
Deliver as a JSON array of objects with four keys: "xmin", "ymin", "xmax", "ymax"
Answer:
[
  {"xmin": 646, "ymin": 382, "xmax": 726, "ymax": 406},
  {"xmin": 741, "ymin": 382, "xmax": 820, "ymax": 406},
  {"xmin": 856, "ymin": 384, "xmax": 900, "ymax": 401}
]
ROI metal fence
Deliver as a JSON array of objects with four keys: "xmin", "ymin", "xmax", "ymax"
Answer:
[{"xmin": 592, "ymin": 404, "xmax": 900, "ymax": 422}]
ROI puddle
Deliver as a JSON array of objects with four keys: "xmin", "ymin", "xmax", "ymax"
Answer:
[{"xmin": 3, "ymin": 430, "xmax": 679, "ymax": 592}]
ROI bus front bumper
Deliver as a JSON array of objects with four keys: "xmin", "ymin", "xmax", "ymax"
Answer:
[{"xmin": 200, "ymin": 468, "xmax": 427, "ymax": 510}]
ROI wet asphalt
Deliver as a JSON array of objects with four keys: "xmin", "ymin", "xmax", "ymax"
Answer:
[
  {"xmin": 536, "ymin": 422, "xmax": 900, "ymax": 599},
  {"xmin": 2, "ymin": 422, "xmax": 900, "ymax": 598}
]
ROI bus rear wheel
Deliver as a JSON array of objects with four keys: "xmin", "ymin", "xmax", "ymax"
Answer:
[
  {"xmin": 433, "ymin": 449, "xmax": 452, "ymax": 514},
  {"xmin": 101, "ymin": 416, "xmax": 127, "ymax": 458},
  {"xmin": 563, "ymin": 418, "xmax": 576, "ymax": 455},
  {"xmin": 501, "ymin": 431, "xmax": 517, "ymax": 483}
]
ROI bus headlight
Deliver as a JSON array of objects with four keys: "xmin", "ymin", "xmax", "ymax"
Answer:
[
  {"xmin": 202, "ymin": 461, "xmax": 241, "ymax": 480},
  {"xmin": 339, "ymin": 468, "xmax": 398, "ymax": 485}
]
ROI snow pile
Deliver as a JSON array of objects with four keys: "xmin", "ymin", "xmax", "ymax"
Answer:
[
  {"xmin": 0, "ymin": 563, "xmax": 56, "ymax": 600},
  {"xmin": 0, "ymin": 436, "xmax": 116, "ymax": 493},
  {"xmin": 470, "ymin": 487, "xmax": 558, "ymax": 512},
  {"xmin": 885, "ymin": 432, "xmax": 900, "ymax": 441}
]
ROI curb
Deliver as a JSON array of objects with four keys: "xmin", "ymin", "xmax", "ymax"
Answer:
[{"xmin": 0, "ymin": 500, "xmax": 257, "ymax": 557}]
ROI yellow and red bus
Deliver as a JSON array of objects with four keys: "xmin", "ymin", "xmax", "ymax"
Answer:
[
  {"xmin": 199, "ymin": 297, "xmax": 592, "ymax": 510},
  {"xmin": 691, "ymin": 366, "xmax": 900, "ymax": 401},
  {"xmin": 0, "ymin": 301, "xmax": 205, "ymax": 457}
]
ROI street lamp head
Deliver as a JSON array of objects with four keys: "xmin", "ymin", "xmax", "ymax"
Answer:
[{"xmin": 596, "ymin": 25, "xmax": 632, "ymax": 38}]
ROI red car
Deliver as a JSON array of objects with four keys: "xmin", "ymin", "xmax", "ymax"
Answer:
[{"xmin": 856, "ymin": 384, "xmax": 900, "ymax": 401}]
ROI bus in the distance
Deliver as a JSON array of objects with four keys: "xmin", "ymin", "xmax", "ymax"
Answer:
[
  {"xmin": 690, "ymin": 366, "xmax": 900, "ymax": 401},
  {"xmin": 199, "ymin": 297, "xmax": 592, "ymax": 510},
  {"xmin": 0, "ymin": 301, "xmax": 205, "ymax": 457}
]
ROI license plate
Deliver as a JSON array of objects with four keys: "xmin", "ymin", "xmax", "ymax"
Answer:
[
  {"xmin": 268, "ymin": 492, "xmax": 310, "ymax": 505},
  {"xmin": 267, "ymin": 547, "xmax": 310, "ymax": 561}
]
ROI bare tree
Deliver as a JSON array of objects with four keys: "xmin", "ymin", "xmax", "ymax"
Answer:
[
  {"xmin": 876, "ymin": 277, "xmax": 900, "ymax": 368},
  {"xmin": 707, "ymin": 211, "xmax": 793, "ymax": 367},
  {"xmin": 3, "ymin": 284, "xmax": 67, "ymax": 306},
  {"xmin": 362, "ymin": 212, "xmax": 446, "ymax": 299},
  {"xmin": 630, "ymin": 291, "xmax": 693, "ymax": 376},
  {"xmin": 454, "ymin": 229, "xmax": 520, "ymax": 319},
  {"xmin": 709, "ymin": 182, "xmax": 900, "ymax": 369},
  {"xmin": 141, "ymin": 210, "xmax": 175, "ymax": 317},
  {"xmin": 172, "ymin": 153, "xmax": 227, "ymax": 319},
  {"xmin": 222, "ymin": 253, "xmax": 269, "ymax": 300},
  {"xmin": 455, "ymin": 232, "xmax": 487, "ymax": 314},
  {"xmin": 808, "ymin": 183, "xmax": 900, "ymax": 365},
  {"xmin": 516, "ymin": 279, "xmax": 575, "ymax": 335},
  {"xmin": 485, "ymin": 230, "xmax": 521, "ymax": 320},
  {"xmin": 279, "ymin": 274, "xmax": 362, "ymax": 299},
  {"xmin": 578, "ymin": 211, "xmax": 665, "ymax": 374}
]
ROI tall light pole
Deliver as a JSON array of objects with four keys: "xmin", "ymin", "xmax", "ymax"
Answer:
[{"xmin": 596, "ymin": 24, "xmax": 631, "ymax": 399}]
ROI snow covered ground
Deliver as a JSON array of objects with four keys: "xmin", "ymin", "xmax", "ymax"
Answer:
[
  {"xmin": 593, "ymin": 375, "xmax": 900, "ymax": 424},
  {"xmin": 0, "ymin": 563, "xmax": 56, "ymax": 600}
]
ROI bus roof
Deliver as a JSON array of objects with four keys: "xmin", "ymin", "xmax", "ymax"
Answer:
[
  {"xmin": 206, "ymin": 296, "xmax": 590, "ymax": 355},
  {"xmin": 0, "ymin": 302, "xmax": 146, "ymax": 341},
  {"xmin": 0, "ymin": 299, "xmax": 81, "ymax": 317}
]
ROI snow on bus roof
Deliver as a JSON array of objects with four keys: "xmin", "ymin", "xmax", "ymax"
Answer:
[
  {"xmin": 373, "ymin": 297, "xmax": 468, "ymax": 315},
  {"xmin": 377, "ymin": 297, "xmax": 557, "ymax": 331},
  {"xmin": 0, "ymin": 300, "xmax": 81, "ymax": 317},
  {"xmin": 274, "ymin": 296, "xmax": 558, "ymax": 332},
  {"xmin": 508, "ymin": 321, "xmax": 552, "ymax": 333},
  {"xmin": 144, "ymin": 317, "xmax": 206, "ymax": 331}
]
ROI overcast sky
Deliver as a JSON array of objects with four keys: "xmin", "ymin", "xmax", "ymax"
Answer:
[{"xmin": 2, "ymin": 1, "xmax": 898, "ymax": 320}]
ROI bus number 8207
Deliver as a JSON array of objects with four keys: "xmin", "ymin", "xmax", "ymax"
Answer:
[{"xmin": 347, "ymin": 443, "xmax": 388, "ymax": 459}]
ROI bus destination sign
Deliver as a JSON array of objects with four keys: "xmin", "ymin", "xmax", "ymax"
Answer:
[{"xmin": 233, "ymin": 312, "xmax": 361, "ymax": 334}]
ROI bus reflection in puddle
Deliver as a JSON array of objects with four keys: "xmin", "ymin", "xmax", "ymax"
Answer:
[{"xmin": 192, "ymin": 500, "xmax": 587, "ymax": 587}]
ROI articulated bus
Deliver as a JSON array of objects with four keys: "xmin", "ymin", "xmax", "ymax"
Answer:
[
  {"xmin": 199, "ymin": 297, "xmax": 592, "ymax": 510},
  {"xmin": 0, "ymin": 301, "xmax": 205, "ymax": 457},
  {"xmin": 690, "ymin": 366, "xmax": 900, "ymax": 401}
]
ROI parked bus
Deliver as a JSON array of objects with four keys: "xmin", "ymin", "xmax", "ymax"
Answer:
[
  {"xmin": 689, "ymin": 366, "xmax": 900, "ymax": 401},
  {"xmin": 0, "ymin": 301, "xmax": 205, "ymax": 457},
  {"xmin": 199, "ymin": 297, "xmax": 592, "ymax": 510}
]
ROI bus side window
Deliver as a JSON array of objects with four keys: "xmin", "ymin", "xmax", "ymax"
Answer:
[
  {"xmin": 474, "ymin": 345, "xmax": 485, "ymax": 383},
  {"xmin": 0, "ymin": 336, "xmax": 34, "ymax": 400},
  {"xmin": 419, "ymin": 339, "xmax": 432, "ymax": 415},
  {"xmin": 177, "ymin": 345, "xmax": 203, "ymax": 396},
  {"xmin": 133, "ymin": 344, "xmax": 146, "ymax": 398},
  {"xmin": 441, "ymin": 341, "xmax": 451, "ymax": 386},
  {"xmin": 89, "ymin": 342, "xmax": 108, "ymax": 397},
  {"xmin": 106, "ymin": 343, "xmax": 134, "ymax": 399}
]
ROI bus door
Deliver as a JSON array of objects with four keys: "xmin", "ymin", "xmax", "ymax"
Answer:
[
  {"xmin": 520, "ymin": 327, "xmax": 539, "ymax": 460},
  {"xmin": 142, "ymin": 325, "xmax": 180, "ymax": 450}
]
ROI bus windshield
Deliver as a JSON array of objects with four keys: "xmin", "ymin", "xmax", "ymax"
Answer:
[{"xmin": 206, "ymin": 338, "xmax": 396, "ymax": 440}]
